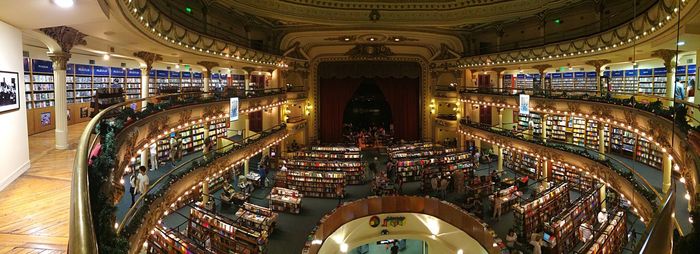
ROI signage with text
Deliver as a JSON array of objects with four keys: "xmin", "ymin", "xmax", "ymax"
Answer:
[
  {"xmin": 519, "ymin": 94, "xmax": 530, "ymax": 115},
  {"xmin": 230, "ymin": 97, "xmax": 239, "ymax": 121}
]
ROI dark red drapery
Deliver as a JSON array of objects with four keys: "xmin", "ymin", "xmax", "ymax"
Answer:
[{"xmin": 320, "ymin": 77, "xmax": 419, "ymax": 143}]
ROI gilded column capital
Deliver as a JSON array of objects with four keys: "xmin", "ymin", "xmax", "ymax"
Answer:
[
  {"xmin": 584, "ymin": 59, "xmax": 611, "ymax": 71},
  {"xmin": 133, "ymin": 51, "xmax": 163, "ymax": 72},
  {"xmin": 48, "ymin": 52, "xmax": 71, "ymax": 71},
  {"xmin": 652, "ymin": 49, "xmax": 682, "ymax": 70},
  {"xmin": 39, "ymin": 26, "xmax": 87, "ymax": 53},
  {"xmin": 491, "ymin": 67, "xmax": 507, "ymax": 74},
  {"xmin": 532, "ymin": 64, "xmax": 552, "ymax": 74},
  {"xmin": 197, "ymin": 61, "xmax": 219, "ymax": 77}
]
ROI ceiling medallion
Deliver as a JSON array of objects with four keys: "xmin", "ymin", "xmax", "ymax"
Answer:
[{"xmin": 345, "ymin": 44, "xmax": 394, "ymax": 58}]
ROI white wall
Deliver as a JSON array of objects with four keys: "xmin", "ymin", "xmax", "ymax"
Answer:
[{"xmin": 0, "ymin": 20, "xmax": 30, "ymax": 191}]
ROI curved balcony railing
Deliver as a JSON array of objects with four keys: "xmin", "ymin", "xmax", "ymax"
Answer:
[
  {"xmin": 459, "ymin": 121, "xmax": 678, "ymax": 252},
  {"xmin": 116, "ymin": 123, "xmax": 287, "ymax": 236},
  {"xmin": 117, "ymin": 0, "xmax": 284, "ymax": 66},
  {"xmin": 460, "ymin": 87, "xmax": 700, "ymax": 130},
  {"xmin": 453, "ymin": 0, "xmax": 695, "ymax": 67},
  {"xmin": 69, "ymin": 89, "xmax": 290, "ymax": 253},
  {"xmin": 302, "ymin": 196, "xmax": 505, "ymax": 254}
]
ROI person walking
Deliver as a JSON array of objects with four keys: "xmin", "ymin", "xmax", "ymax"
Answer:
[
  {"xmin": 493, "ymin": 192, "xmax": 503, "ymax": 220},
  {"xmin": 530, "ymin": 234, "xmax": 544, "ymax": 254},
  {"xmin": 335, "ymin": 184, "xmax": 344, "ymax": 206}
]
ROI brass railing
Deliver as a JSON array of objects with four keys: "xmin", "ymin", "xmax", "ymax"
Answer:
[{"xmin": 69, "ymin": 89, "xmax": 288, "ymax": 253}]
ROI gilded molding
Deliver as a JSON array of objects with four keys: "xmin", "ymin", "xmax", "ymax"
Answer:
[
  {"xmin": 133, "ymin": 51, "xmax": 163, "ymax": 71},
  {"xmin": 47, "ymin": 52, "xmax": 71, "ymax": 71}
]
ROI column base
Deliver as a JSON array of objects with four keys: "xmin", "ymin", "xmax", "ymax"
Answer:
[{"xmin": 55, "ymin": 129, "xmax": 69, "ymax": 150}]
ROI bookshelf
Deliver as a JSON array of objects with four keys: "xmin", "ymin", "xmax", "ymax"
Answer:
[
  {"xmin": 518, "ymin": 113, "xmax": 542, "ymax": 136},
  {"xmin": 232, "ymin": 74, "xmax": 246, "ymax": 89},
  {"xmin": 282, "ymin": 159, "xmax": 364, "ymax": 185},
  {"xmin": 584, "ymin": 211, "xmax": 626, "ymax": 254},
  {"xmin": 192, "ymin": 72, "xmax": 204, "ymax": 90},
  {"xmin": 551, "ymin": 164, "xmax": 594, "ymax": 191},
  {"xmin": 169, "ymin": 71, "xmax": 181, "ymax": 91},
  {"xmin": 147, "ymin": 225, "xmax": 205, "ymax": 254},
  {"xmin": 571, "ymin": 117, "xmax": 586, "ymax": 147},
  {"xmin": 387, "ymin": 142, "xmax": 435, "ymax": 153},
  {"xmin": 394, "ymin": 152, "xmax": 471, "ymax": 182},
  {"xmin": 610, "ymin": 127, "xmax": 635, "ymax": 157},
  {"xmin": 547, "ymin": 187, "xmax": 601, "ymax": 254},
  {"xmin": 420, "ymin": 160, "xmax": 474, "ymax": 191},
  {"xmin": 126, "ymin": 68, "xmax": 142, "ymax": 99},
  {"xmin": 513, "ymin": 182, "xmax": 570, "ymax": 241},
  {"xmin": 221, "ymin": 74, "xmax": 229, "ymax": 88},
  {"xmin": 25, "ymin": 59, "xmax": 55, "ymax": 109},
  {"xmin": 503, "ymin": 149, "xmax": 541, "ymax": 178},
  {"xmin": 585, "ymin": 120, "xmax": 609, "ymax": 151},
  {"xmin": 92, "ymin": 66, "xmax": 110, "ymax": 91},
  {"xmin": 503, "ymin": 74, "xmax": 514, "ymax": 91},
  {"xmin": 637, "ymin": 69, "xmax": 654, "ymax": 95},
  {"xmin": 677, "ymin": 65, "xmax": 697, "ymax": 101},
  {"xmin": 635, "ymin": 137, "xmax": 662, "ymax": 169},
  {"xmin": 516, "ymin": 73, "xmax": 535, "ymax": 90},
  {"xmin": 180, "ymin": 71, "xmax": 192, "ymax": 89},
  {"xmin": 652, "ymin": 68, "xmax": 668, "ymax": 95},
  {"xmin": 211, "ymin": 73, "xmax": 221, "ymax": 91},
  {"xmin": 73, "ymin": 64, "xmax": 94, "ymax": 103},
  {"xmin": 546, "ymin": 115, "xmax": 567, "ymax": 141},
  {"xmin": 583, "ymin": 72, "xmax": 598, "ymax": 91},
  {"xmin": 189, "ymin": 204, "xmax": 265, "ymax": 254},
  {"xmin": 268, "ymin": 187, "xmax": 302, "ymax": 214},
  {"xmin": 292, "ymin": 150, "xmax": 361, "ymax": 159},
  {"xmin": 550, "ymin": 73, "xmax": 563, "ymax": 90},
  {"xmin": 284, "ymin": 170, "xmax": 345, "ymax": 198}
]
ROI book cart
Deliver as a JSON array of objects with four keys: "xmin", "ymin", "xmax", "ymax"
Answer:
[{"xmin": 513, "ymin": 182, "xmax": 570, "ymax": 241}]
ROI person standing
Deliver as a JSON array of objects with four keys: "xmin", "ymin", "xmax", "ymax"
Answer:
[
  {"xmin": 493, "ymin": 192, "xmax": 503, "ymax": 220},
  {"xmin": 149, "ymin": 142, "xmax": 158, "ymax": 171},
  {"xmin": 390, "ymin": 243, "xmax": 399, "ymax": 254},
  {"xmin": 506, "ymin": 229, "xmax": 518, "ymax": 252},
  {"xmin": 128, "ymin": 172, "xmax": 137, "ymax": 207},
  {"xmin": 530, "ymin": 234, "xmax": 544, "ymax": 254},
  {"xmin": 169, "ymin": 134, "xmax": 178, "ymax": 166},
  {"xmin": 135, "ymin": 166, "xmax": 150, "ymax": 202},
  {"xmin": 336, "ymin": 184, "xmax": 344, "ymax": 206}
]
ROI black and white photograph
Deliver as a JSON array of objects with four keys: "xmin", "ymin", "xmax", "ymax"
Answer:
[{"xmin": 0, "ymin": 71, "xmax": 20, "ymax": 113}]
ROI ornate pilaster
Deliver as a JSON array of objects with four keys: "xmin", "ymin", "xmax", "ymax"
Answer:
[
  {"xmin": 492, "ymin": 67, "xmax": 507, "ymax": 90},
  {"xmin": 198, "ymin": 61, "xmax": 219, "ymax": 92},
  {"xmin": 585, "ymin": 59, "xmax": 611, "ymax": 95},
  {"xmin": 47, "ymin": 52, "xmax": 70, "ymax": 70}
]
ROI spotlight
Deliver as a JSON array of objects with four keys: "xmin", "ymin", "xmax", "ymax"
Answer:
[
  {"xmin": 103, "ymin": 54, "xmax": 110, "ymax": 61},
  {"xmin": 53, "ymin": 0, "xmax": 74, "ymax": 8}
]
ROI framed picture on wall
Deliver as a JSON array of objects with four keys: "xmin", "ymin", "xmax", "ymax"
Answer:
[
  {"xmin": 0, "ymin": 71, "xmax": 20, "ymax": 113},
  {"xmin": 40, "ymin": 112, "xmax": 51, "ymax": 126}
]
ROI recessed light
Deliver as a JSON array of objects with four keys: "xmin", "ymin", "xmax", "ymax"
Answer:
[
  {"xmin": 53, "ymin": 0, "xmax": 74, "ymax": 8},
  {"xmin": 103, "ymin": 54, "xmax": 110, "ymax": 60},
  {"xmin": 394, "ymin": 38, "xmax": 400, "ymax": 42},
  {"xmin": 369, "ymin": 37, "xmax": 376, "ymax": 41},
  {"xmin": 677, "ymin": 41, "xmax": 686, "ymax": 46},
  {"xmin": 344, "ymin": 37, "xmax": 350, "ymax": 41}
]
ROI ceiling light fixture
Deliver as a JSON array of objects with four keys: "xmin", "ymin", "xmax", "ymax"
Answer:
[
  {"xmin": 103, "ymin": 54, "xmax": 110, "ymax": 60},
  {"xmin": 677, "ymin": 41, "xmax": 686, "ymax": 46},
  {"xmin": 394, "ymin": 38, "xmax": 400, "ymax": 42},
  {"xmin": 369, "ymin": 37, "xmax": 376, "ymax": 41},
  {"xmin": 344, "ymin": 37, "xmax": 350, "ymax": 41},
  {"xmin": 53, "ymin": 0, "xmax": 74, "ymax": 8}
]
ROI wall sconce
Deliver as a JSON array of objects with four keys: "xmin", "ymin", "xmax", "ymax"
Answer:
[
  {"xmin": 429, "ymin": 99, "xmax": 436, "ymax": 114},
  {"xmin": 305, "ymin": 103, "xmax": 312, "ymax": 115}
]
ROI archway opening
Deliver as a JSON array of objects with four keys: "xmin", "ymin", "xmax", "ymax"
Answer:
[{"xmin": 342, "ymin": 79, "xmax": 393, "ymax": 132}]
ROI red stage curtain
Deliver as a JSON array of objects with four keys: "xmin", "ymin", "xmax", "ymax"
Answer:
[
  {"xmin": 320, "ymin": 77, "xmax": 419, "ymax": 143},
  {"xmin": 319, "ymin": 78, "xmax": 361, "ymax": 143},
  {"xmin": 376, "ymin": 77, "xmax": 419, "ymax": 141}
]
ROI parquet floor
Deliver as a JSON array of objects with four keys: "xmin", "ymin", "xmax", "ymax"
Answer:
[{"xmin": 0, "ymin": 122, "xmax": 87, "ymax": 253}]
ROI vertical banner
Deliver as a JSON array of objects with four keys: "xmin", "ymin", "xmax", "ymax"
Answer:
[
  {"xmin": 519, "ymin": 94, "xmax": 530, "ymax": 115},
  {"xmin": 229, "ymin": 97, "xmax": 239, "ymax": 121}
]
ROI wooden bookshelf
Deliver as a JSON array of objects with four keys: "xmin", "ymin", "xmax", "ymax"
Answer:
[
  {"xmin": 584, "ymin": 211, "xmax": 626, "ymax": 254},
  {"xmin": 147, "ymin": 225, "xmax": 206, "ymax": 254},
  {"xmin": 188, "ymin": 204, "xmax": 266, "ymax": 254},
  {"xmin": 551, "ymin": 164, "xmax": 594, "ymax": 191},
  {"xmin": 235, "ymin": 202, "xmax": 279, "ymax": 234},
  {"xmin": 284, "ymin": 170, "xmax": 346, "ymax": 198},
  {"xmin": 513, "ymin": 182, "xmax": 570, "ymax": 241},
  {"xmin": 546, "ymin": 186, "xmax": 601, "ymax": 254},
  {"xmin": 503, "ymin": 149, "xmax": 542, "ymax": 179},
  {"xmin": 282, "ymin": 159, "xmax": 364, "ymax": 185}
]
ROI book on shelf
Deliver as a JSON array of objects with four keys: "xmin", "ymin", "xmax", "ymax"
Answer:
[
  {"xmin": 584, "ymin": 211, "xmax": 626, "ymax": 254},
  {"xmin": 268, "ymin": 187, "xmax": 302, "ymax": 214},
  {"xmin": 513, "ymin": 182, "xmax": 570, "ymax": 242},
  {"xmin": 285, "ymin": 169, "xmax": 346, "ymax": 198},
  {"xmin": 546, "ymin": 186, "xmax": 601, "ymax": 254}
]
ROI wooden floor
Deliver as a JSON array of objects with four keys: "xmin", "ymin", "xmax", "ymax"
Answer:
[{"xmin": 0, "ymin": 122, "xmax": 87, "ymax": 253}]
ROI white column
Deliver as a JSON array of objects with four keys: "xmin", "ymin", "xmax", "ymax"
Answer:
[
  {"xmin": 49, "ymin": 52, "xmax": 69, "ymax": 150},
  {"xmin": 203, "ymin": 72, "xmax": 210, "ymax": 93},
  {"xmin": 140, "ymin": 68, "xmax": 149, "ymax": 107},
  {"xmin": 662, "ymin": 152, "xmax": 672, "ymax": 194},
  {"xmin": 244, "ymin": 159, "xmax": 250, "ymax": 175},
  {"xmin": 140, "ymin": 150, "xmax": 148, "ymax": 168},
  {"xmin": 598, "ymin": 124, "xmax": 606, "ymax": 159},
  {"xmin": 496, "ymin": 145, "xmax": 503, "ymax": 173}
]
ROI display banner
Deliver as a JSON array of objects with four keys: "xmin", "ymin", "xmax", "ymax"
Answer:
[
  {"xmin": 193, "ymin": 72, "xmax": 202, "ymax": 79},
  {"xmin": 170, "ymin": 71, "xmax": 180, "ymax": 78},
  {"xmin": 563, "ymin": 73, "xmax": 574, "ymax": 78},
  {"xmin": 127, "ymin": 69, "xmax": 142, "ymax": 77},
  {"xmin": 230, "ymin": 97, "xmax": 239, "ymax": 121},
  {"xmin": 66, "ymin": 64, "xmax": 75, "ymax": 75},
  {"xmin": 75, "ymin": 64, "xmax": 92, "ymax": 76},
  {"xmin": 156, "ymin": 70, "xmax": 168, "ymax": 78},
  {"xmin": 574, "ymin": 72, "xmax": 585, "ymax": 78},
  {"xmin": 23, "ymin": 58, "xmax": 29, "ymax": 72},
  {"xmin": 181, "ymin": 72, "xmax": 192, "ymax": 78},
  {"xmin": 587, "ymin": 72, "xmax": 597, "ymax": 78},
  {"xmin": 32, "ymin": 59, "xmax": 53, "ymax": 73},
  {"xmin": 94, "ymin": 66, "xmax": 110, "ymax": 76},
  {"xmin": 639, "ymin": 69, "xmax": 652, "ymax": 76},
  {"xmin": 519, "ymin": 94, "xmax": 530, "ymax": 115},
  {"xmin": 653, "ymin": 68, "xmax": 667, "ymax": 76},
  {"xmin": 110, "ymin": 67, "xmax": 126, "ymax": 76}
]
